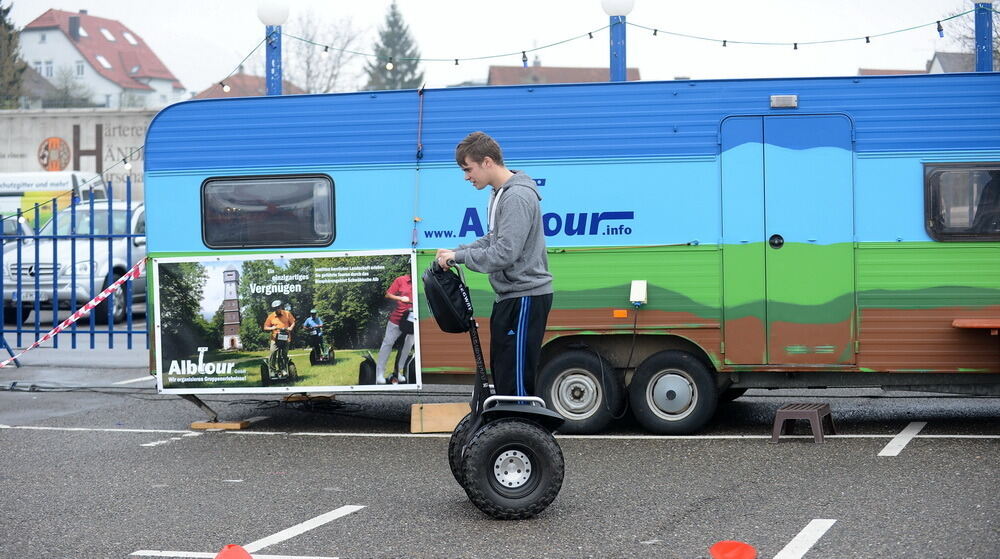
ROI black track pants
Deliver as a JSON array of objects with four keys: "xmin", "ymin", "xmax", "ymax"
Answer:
[{"xmin": 489, "ymin": 293, "xmax": 553, "ymax": 397}]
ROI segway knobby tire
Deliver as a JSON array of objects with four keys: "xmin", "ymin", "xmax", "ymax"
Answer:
[
  {"xmin": 260, "ymin": 363, "xmax": 271, "ymax": 387},
  {"xmin": 288, "ymin": 362, "xmax": 298, "ymax": 382},
  {"xmin": 461, "ymin": 417, "xmax": 564, "ymax": 520},
  {"xmin": 449, "ymin": 413, "xmax": 473, "ymax": 485},
  {"xmin": 309, "ymin": 348, "xmax": 318, "ymax": 366}
]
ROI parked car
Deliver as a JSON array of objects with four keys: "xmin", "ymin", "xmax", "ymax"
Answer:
[
  {"xmin": 2, "ymin": 201, "xmax": 146, "ymax": 324},
  {"xmin": 1, "ymin": 216, "xmax": 34, "ymax": 247}
]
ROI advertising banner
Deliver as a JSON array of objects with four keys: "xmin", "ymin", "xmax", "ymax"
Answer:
[{"xmin": 153, "ymin": 250, "xmax": 419, "ymax": 394}]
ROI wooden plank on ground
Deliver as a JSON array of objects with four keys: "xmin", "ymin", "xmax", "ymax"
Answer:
[
  {"xmin": 190, "ymin": 420, "xmax": 250, "ymax": 430},
  {"xmin": 410, "ymin": 402, "xmax": 470, "ymax": 433}
]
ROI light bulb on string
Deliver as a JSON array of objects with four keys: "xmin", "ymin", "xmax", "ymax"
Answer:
[
  {"xmin": 385, "ymin": 58, "xmax": 394, "ymax": 71},
  {"xmin": 865, "ymin": 36, "xmax": 870, "ymax": 44},
  {"xmin": 323, "ymin": 46, "xmax": 329, "ymax": 55},
  {"xmin": 936, "ymin": 21, "xmax": 944, "ymax": 38},
  {"xmin": 220, "ymin": 82, "xmax": 231, "ymax": 93},
  {"xmin": 522, "ymin": 51, "xmax": 528, "ymax": 68},
  {"xmin": 122, "ymin": 158, "xmax": 132, "ymax": 171}
]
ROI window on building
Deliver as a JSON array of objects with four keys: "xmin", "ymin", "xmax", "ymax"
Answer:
[
  {"xmin": 76, "ymin": 61, "xmax": 85, "ymax": 77},
  {"xmin": 202, "ymin": 175, "xmax": 335, "ymax": 248},
  {"xmin": 104, "ymin": 94, "xmax": 112, "ymax": 107},
  {"xmin": 39, "ymin": 33, "xmax": 46, "ymax": 43},
  {"xmin": 78, "ymin": 26, "xmax": 88, "ymax": 37},
  {"xmin": 122, "ymin": 31, "xmax": 138, "ymax": 45},
  {"xmin": 100, "ymin": 28, "xmax": 116, "ymax": 41},
  {"xmin": 925, "ymin": 163, "xmax": 1000, "ymax": 240},
  {"xmin": 44, "ymin": 61, "xmax": 53, "ymax": 77},
  {"xmin": 95, "ymin": 55, "xmax": 112, "ymax": 69},
  {"xmin": 32, "ymin": 61, "xmax": 41, "ymax": 73}
]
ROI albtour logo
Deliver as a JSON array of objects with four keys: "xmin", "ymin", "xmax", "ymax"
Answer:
[{"xmin": 424, "ymin": 209, "xmax": 635, "ymax": 239}]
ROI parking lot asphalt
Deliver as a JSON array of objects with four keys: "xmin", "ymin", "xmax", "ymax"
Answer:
[{"xmin": 0, "ymin": 362, "xmax": 998, "ymax": 558}]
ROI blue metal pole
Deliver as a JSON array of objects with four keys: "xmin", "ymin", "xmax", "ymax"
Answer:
[
  {"xmin": 265, "ymin": 25, "xmax": 283, "ymax": 95},
  {"xmin": 610, "ymin": 15, "xmax": 627, "ymax": 82},
  {"xmin": 975, "ymin": 3, "xmax": 994, "ymax": 72}
]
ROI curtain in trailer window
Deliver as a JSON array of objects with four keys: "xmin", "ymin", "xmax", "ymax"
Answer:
[
  {"xmin": 202, "ymin": 176, "xmax": 335, "ymax": 248},
  {"xmin": 926, "ymin": 164, "xmax": 1000, "ymax": 240}
]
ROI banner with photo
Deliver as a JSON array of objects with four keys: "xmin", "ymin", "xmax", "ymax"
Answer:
[{"xmin": 153, "ymin": 250, "xmax": 419, "ymax": 393}]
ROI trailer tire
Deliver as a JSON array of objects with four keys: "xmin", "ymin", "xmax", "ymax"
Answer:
[
  {"xmin": 628, "ymin": 350, "xmax": 717, "ymax": 435},
  {"xmin": 448, "ymin": 413, "xmax": 473, "ymax": 486},
  {"xmin": 538, "ymin": 349, "xmax": 623, "ymax": 434},
  {"xmin": 260, "ymin": 363, "xmax": 271, "ymax": 387},
  {"xmin": 461, "ymin": 417, "xmax": 564, "ymax": 520}
]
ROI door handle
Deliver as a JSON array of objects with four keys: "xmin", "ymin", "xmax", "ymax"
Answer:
[{"xmin": 769, "ymin": 234, "xmax": 784, "ymax": 249}]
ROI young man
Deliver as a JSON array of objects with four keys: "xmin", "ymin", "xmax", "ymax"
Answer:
[{"xmin": 436, "ymin": 131, "xmax": 553, "ymax": 398}]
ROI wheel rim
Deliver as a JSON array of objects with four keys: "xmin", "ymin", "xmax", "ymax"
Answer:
[
  {"xmin": 493, "ymin": 449, "xmax": 532, "ymax": 489},
  {"xmin": 551, "ymin": 368, "xmax": 601, "ymax": 420},
  {"xmin": 646, "ymin": 368, "xmax": 696, "ymax": 420}
]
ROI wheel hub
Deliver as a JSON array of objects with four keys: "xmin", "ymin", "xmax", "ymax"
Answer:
[
  {"xmin": 554, "ymin": 370, "xmax": 600, "ymax": 418},
  {"xmin": 651, "ymin": 372, "xmax": 694, "ymax": 414},
  {"xmin": 493, "ymin": 449, "xmax": 532, "ymax": 489}
]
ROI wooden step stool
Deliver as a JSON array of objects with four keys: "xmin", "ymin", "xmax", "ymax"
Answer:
[{"xmin": 770, "ymin": 403, "xmax": 836, "ymax": 443}]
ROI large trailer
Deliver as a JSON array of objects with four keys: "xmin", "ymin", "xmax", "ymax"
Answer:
[{"xmin": 144, "ymin": 72, "xmax": 1000, "ymax": 434}]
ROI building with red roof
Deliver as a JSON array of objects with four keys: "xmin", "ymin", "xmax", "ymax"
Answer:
[
  {"xmin": 193, "ymin": 67, "xmax": 306, "ymax": 99},
  {"xmin": 19, "ymin": 8, "xmax": 185, "ymax": 109}
]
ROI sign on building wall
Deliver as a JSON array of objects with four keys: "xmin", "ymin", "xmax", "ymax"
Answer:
[{"xmin": 0, "ymin": 109, "xmax": 155, "ymax": 197}]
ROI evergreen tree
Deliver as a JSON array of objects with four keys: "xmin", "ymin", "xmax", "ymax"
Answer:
[
  {"xmin": 0, "ymin": 1, "xmax": 27, "ymax": 109},
  {"xmin": 364, "ymin": 2, "xmax": 423, "ymax": 91}
]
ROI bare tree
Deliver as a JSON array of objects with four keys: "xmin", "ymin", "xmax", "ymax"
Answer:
[
  {"xmin": 286, "ymin": 11, "xmax": 362, "ymax": 93},
  {"xmin": 247, "ymin": 10, "xmax": 362, "ymax": 93},
  {"xmin": 44, "ymin": 66, "xmax": 98, "ymax": 108},
  {"xmin": 946, "ymin": 8, "xmax": 999, "ymax": 58}
]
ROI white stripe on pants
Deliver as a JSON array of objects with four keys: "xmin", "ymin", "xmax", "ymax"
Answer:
[{"xmin": 376, "ymin": 320, "xmax": 414, "ymax": 377}]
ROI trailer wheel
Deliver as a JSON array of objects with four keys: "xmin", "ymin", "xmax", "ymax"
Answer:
[
  {"xmin": 461, "ymin": 418, "xmax": 564, "ymax": 520},
  {"xmin": 628, "ymin": 350, "xmax": 717, "ymax": 435},
  {"xmin": 538, "ymin": 350, "xmax": 623, "ymax": 434},
  {"xmin": 260, "ymin": 363, "xmax": 271, "ymax": 387},
  {"xmin": 448, "ymin": 413, "xmax": 473, "ymax": 485}
]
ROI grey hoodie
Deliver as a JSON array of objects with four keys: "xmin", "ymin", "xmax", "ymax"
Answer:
[{"xmin": 454, "ymin": 171, "xmax": 553, "ymax": 301}]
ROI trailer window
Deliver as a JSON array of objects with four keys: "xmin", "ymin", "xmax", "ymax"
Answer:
[
  {"xmin": 202, "ymin": 175, "xmax": 334, "ymax": 248},
  {"xmin": 925, "ymin": 164, "xmax": 1000, "ymax": 241}
]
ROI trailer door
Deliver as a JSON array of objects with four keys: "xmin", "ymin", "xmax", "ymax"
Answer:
[{"xmin": 722, "ymin": 115, "xmax": 856, "ymax": 365}]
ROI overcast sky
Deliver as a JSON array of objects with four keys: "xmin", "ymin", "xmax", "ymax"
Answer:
[{"xmin": 10, "ymin": 0, "xmax": 981, "ymax": 95}]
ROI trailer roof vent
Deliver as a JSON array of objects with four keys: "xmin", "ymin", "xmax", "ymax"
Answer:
[{"xmin": 770, "ymin": 94, "xmax": 798, "ymax": 109}]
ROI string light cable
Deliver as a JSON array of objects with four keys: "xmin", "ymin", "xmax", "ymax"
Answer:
[
  {"xmin": 630, "ymin": 9, "xmax": 977, "ymax": 47},
  {"xmin": 279, "ymin": 25, "xmax": 610, "ymax": 68}
]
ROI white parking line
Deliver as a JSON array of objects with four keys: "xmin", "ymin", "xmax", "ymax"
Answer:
[
  {"xmin": 131, "ymin": 551, "xmax": 338, "ymax": 559},
  {"xmin": 243, "ymin": 505, "xmax": 366, "ymax": 553},
  {"xmin": 878, "ymin": 421, "xmax": 927, "ymax": 457},
  {"xmin": 113, "ymin": 375, "xmax": 155, "ymax": 385},
  {"xmin": 773, "ymin": 519, "xmax": 836, "ymax": 559}
]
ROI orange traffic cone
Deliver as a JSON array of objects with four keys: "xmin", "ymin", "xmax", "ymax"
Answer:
[
  {"xmin": 215, "ymin": 544, "xmax": 253, "ymax": 559},
  {"xmin": 709, "ymin": 540, "xmax": 757, "ymax": 559}
]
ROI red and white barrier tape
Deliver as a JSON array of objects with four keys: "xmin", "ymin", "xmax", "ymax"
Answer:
[{"xmin": 0, "ymin": 259, "xmax": 145, "ymax": 368}]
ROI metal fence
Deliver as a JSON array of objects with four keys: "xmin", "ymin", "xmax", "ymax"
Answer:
[{"xmin": 0, "ymin": 177, "xmax": 146, "ymax": 352}]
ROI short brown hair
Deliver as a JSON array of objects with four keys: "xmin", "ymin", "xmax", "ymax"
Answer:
[{"xmin": 456, "ymin": 131, "xmax": 504, "ymax": 167}]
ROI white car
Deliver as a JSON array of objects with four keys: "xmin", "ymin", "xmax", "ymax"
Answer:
[{"xmin": 2, "ymin": 201, "xmax": 146, "ymax": 324}]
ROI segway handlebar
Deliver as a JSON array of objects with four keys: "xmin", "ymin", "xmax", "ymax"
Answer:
[{"xmin": 483, "ymin": 395, "xmax": 547, "ymax": 409}]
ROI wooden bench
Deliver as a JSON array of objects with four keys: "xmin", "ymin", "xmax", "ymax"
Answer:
[
  {"xmin": 952, "ymin": 319, "xmax": 1000, "ymax": 336},
  {"xmin": 770, "ymin": 403, "xmax": 836, "ymax": 443}
]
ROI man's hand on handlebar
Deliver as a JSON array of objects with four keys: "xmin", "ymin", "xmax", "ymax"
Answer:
[{"xmin": 435, "ymin": 249, "xmax": 456, "ymax": 270}]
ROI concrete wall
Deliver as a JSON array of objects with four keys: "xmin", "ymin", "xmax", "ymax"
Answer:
[{"xmin": 0, "ymin": 108, "xmax": 155, "ymax": 198}]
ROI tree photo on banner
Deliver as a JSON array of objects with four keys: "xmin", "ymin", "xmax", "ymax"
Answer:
[{"xmin": 155, "ymin": 251, "xmax": 415, "ymax": 392}]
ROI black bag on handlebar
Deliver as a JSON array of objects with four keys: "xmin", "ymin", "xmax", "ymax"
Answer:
[{"xmin": 422, "ymin": 263, "xmax": 474, "ymax": 334}]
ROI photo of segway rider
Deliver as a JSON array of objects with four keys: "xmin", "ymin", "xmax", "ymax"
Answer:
[
  {"xmin": 263, "ymin": 299, "xmax": 296, "ymax": 368},
  {"xmin": 303, "ymin": 309, "xmax": 323, "ymax": 353},
  {"xmin": 375, "ymin": 273, "xmax": 415, "ymax": 384},
  {"xmin": 436, "ymin": 131, "xmax": 553, "ymax": 398}
]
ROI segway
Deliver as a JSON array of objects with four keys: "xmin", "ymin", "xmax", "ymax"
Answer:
[
  {"xmin": 307, "ymin": 326, "xmax": 334, "ymax": 365},
  {"xmin": 261, "ymin": 328, "xmax": 298, "ymax": 386},
  {"xmin": 423, "ymin": 261, "xmax": 565, "ymax": 520}
]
